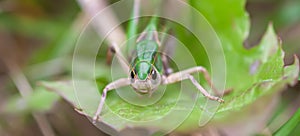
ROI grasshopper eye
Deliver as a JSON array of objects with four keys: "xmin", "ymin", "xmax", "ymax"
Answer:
[
  {"xmin": 151, "ymin": 69, "xmax": 157, "ymax": 80},
  {"xmin": 130, "ymin": 70, "xmax": 135, "ymax": 79},
  {"xmin": 150, "ymin": 68, "xmax": 161, "ymax": 86}
]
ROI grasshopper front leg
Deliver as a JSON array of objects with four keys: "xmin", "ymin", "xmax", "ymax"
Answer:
[
  {"xmin": 93, "ymin": 78, "xmax": 130, "ymax": 124},
  {"xmin": 162, "ymin": 66, "xmax": 224, "ymax": 103}
]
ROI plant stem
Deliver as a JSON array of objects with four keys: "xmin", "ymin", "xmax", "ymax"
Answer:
[{"xmin": 4, "ymin": 61, "xmax": 55, "ymax": 136}]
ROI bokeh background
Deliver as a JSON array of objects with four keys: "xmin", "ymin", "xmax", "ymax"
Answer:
[{"xmin": 0, "ymin": 0, "xmax": 299, "ymax": 135}]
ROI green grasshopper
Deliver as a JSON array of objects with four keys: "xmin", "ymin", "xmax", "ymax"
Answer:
[{"xmin": 93, "ymin": 1, "xmax": 224, "ymax": 123}]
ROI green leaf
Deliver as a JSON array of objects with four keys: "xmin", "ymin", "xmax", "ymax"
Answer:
[
  {"xmin": 39, "ymin": 27, "xmax": 299, "ymax": 134},
  {"xmin": 176, "ymin": 24, "xmax": 299, "ymax": 131}
]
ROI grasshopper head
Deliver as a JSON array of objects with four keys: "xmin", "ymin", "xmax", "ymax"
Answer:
[{"xmin": 129, "ymin": 61, "xmax": 161, "ymax": 94}]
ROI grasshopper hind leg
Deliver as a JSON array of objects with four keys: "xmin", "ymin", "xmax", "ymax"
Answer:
[
  {"xmin": 161, "ymin": 53, "xmax": 173, "ymax": 76},
  {"xmin": 106, "ymin": 46, "xmax": 116, "ymax": 65}
]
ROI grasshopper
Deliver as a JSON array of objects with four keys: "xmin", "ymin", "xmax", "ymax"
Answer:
[{"xmin": 93, "ymin": 1, "xmax": 225, "ymax": 123}]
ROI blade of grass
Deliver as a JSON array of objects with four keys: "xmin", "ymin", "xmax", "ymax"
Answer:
[
  {"xmin": 274, "ymin": 108, "xmax": 300, "ymax": 136},
  {"xmin": 3, "ymin": 60, "xmax": 55, "ymax": 136}
]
